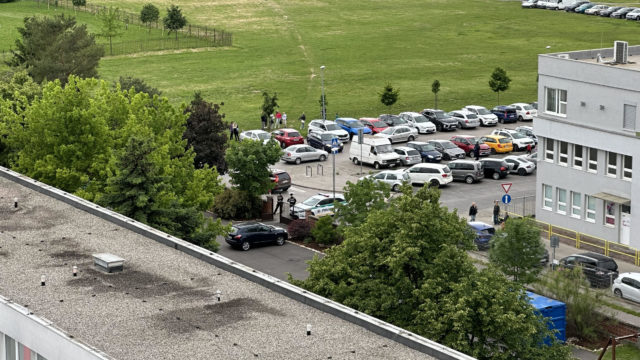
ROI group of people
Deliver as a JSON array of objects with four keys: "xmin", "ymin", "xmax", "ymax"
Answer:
[
  {"xmin": 469, "ymin": 200, "xmax": 504, "ymax": 226},
  {"xmin": 229, "ymin": 122, "xmax": 239, "ymax": 141},
  {"xmin": 273, "ymin": 193, "xmax": 298, "ymax": 217},
  {"xmin": 260, "ymin": 112, "xmax": 307, "ymax": 131}
]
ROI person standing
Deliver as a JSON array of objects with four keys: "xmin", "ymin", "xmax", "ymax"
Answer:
[
  {"xmin": 493, "ymin": 200, "xmax": 501, "ymax": 225},
  {"xmin": 282, "ymin": 112, "xmax": 287, "ymax": 127},
  {"xmin": 269, "ymin": 114, "xmax": 275, "ymax": 130},
  {"xmin": 273, "ymin": 193, "xmax": 284, "ymax": 215},
  {"xmin": 526, "ymin": 143, "xmax": 532, "ymax": 155},
  {"xmin": 233, "ymin": 122, "xmax": 239, "ymax": 141},
  {"xmin": 275, "ymin": 111, "xmax": 282, "ymax": 128},
  {"xmin": 469, "ymin": 202, "xmax": 478, "ymax": 222},
  {"xmin": 299, "ymin": 112, "xmax": 306, "ymax": 130},
  {"xmin": 288, "ymin": 193, "xmax": 297, "ymax": 217},
  {"xmin": 473, "ymin": 142, "xmax": 481, "ymax": 161},
  {"xmin": 229, "ymin": 122, "xmax": 234, "ymax": 140},
  {"xmin": 261, "ymin": 113, "xmax": 267, "ymax": 130}
]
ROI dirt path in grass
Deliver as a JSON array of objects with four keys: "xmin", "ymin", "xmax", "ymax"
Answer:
[{"xmin": 103, "ymin": 46, "xmax": 232, "ymax": 59}]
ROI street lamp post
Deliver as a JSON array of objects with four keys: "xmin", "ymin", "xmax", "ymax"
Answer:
[{"xmin": 320, "ymin": 65, "xmax": 326, "ymax": 121}]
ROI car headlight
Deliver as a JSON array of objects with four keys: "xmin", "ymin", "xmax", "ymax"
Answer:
[{"xmin": 427, "ymin": 155, "xmax": 433, "ymax": 158}]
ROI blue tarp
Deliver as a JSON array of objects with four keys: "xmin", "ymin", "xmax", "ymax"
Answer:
[{"xmin": 527, "ymin": 291, "xmax": 567, "ymax": 343}]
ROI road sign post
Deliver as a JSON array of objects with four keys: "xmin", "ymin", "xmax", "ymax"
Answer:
[
  {"xmin": 501, "ymin": 183, "xmax": 512, "ymax": 194},
  {"xmin": 331, "ymin": 137, "xmax": 339, "ymax": 202},
  {"xmin": 501, "ymin": 194, "xmax": 511, "ymax": 204},
  {"xmin": 358, "ymin": 128, "xmax": 364, "ymax": 175}
]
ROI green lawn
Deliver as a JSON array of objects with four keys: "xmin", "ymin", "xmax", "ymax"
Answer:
[
  {"xmin": 2, "ymin": 0, "xmax": 640, "ymax": 129},
  {"xmin": 598, "ymin": 344, "xmax": 640, "ymax": 359}
]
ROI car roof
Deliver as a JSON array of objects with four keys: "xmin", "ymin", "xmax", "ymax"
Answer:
[
  {"xmin": 574, "ymin": 252, "xmax": 615, "ymax": 262},
  {"xmin": 395, "ymin": 146, "xmax": 415, "ymax": 151},
  {"xmin": 483, "ymin": 134, "xmax": 508, "ymax": 140},
  {"xmin": 310, "ymin": 119, "xmax": 336, "ymax": 124},
  {"xmin": 337, "ymin": 117, "xmax": 359, "ymax": 122},
  {"xmin": 468, "ymin": 221, "xmax": 494, "ymax": 230},
  {"xmin": 510, "ymin": 103, "xmax": 530, "ymax": 106},
  {"xmin": 619, "ymin": 272, "xmax": 640, "ymax": 281},
  {"xmin": 399, "ymin": 111, "xmax": 422, "ymax": 116},
  {"xmin": 410, "ymin": 163, "xmax": 448, "ymax": 170},
  {"xmin": 480, "ymin": 158, "xmax": 505, "ymax": 163},
  {"xmin": 453, "ymin": 109, "xmax": 475, "ymax": 115},
  {"xmin": 233, "ymin": 221, "xmax": 261, "ymax": 228},
  {"xmin": 493, "ymin": 105, "xmax": 515, "ymax": 110},
  {"xmin": 279, "ymin": 128, "xmax": 299, "ymax": 133},
  {"xmin": 450, "ymin": 159, "xmax": 479, "ymax": 164},
  {"xmin": 453, "ymin": 134, "xmax": 476, "ymax": 139},
  {"xmin": 408, "ymin": 141, "xmax": 429, "ymax": 145},
  {"xmin": 429, "ymin": 139, "xmax": 451, "ymax": 143},
  {"xmin": 464, "ymin": 105, "xmax": 486, "ymax": 109},
  {"xmin": 359, "ymin": 117, "xmax": 380, "ymax": 121}
]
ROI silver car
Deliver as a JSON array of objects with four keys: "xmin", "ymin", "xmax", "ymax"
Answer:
[
  {"xmin": 307, "ymin": 120, "xmax": 350, "ymax": 142},
  {"xmin": 449, "ymin": 110, "xmax": 481, "ymax": 129},
  {"xmin": 399, "ymin": 112, "xmax": 437, "ymax": 134},
  {"xmin": 504, "ymin": 155, "xmax": 536, "ymax": 175},
  {"xmin": 239, "ymin": 130, "xmax": 272, "ymax": 144},
  {"xmin": 393, "ymin": 147, "xmax": 422, "ymax": 166},
  {"xmin": 374, "ymin": 125, "xmax": 418, "ymax": 143},
  {"xmin": 281, "ymin": 145, "xmax": 328, "ymax": 164},
  {"xmin": 428, "ymin": 140, "xmax": 466, "ymax": 160},
  {"xmin": 360, "ymin": 170, "xmax": 410, "ymax": 192}
]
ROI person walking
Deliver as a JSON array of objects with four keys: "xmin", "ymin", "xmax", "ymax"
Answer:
[
  {"xmin": 261, "ymin": 113, "xmax": 267, "ymax": 130},
  {"xmin": 526, "ymin": 143, "xmax": 532, "ymax": 155},
  {"xmin": 282, "ymin": 112, "xmax": 287, "ymax": 127},
  {"xmin": 233, "ymin": 122, "xmax": 239, "ymax": 141},
  {"xmin": 473, "ymin": 142, "xmax": 481, "ymax": 161},
  {"xmin": 275, "ymin": 111, "xmax": 282, "ymax": 128},
  {"xmin": 493, "ymin": 200, "xmax": 501, "ymax": 225},
  {"xmin": 469, "ymin": 202, "xmax": 478, "ymax": 222},
  {"xmin": 288, "ymin": 193, "xmax": 297, "ymax": 217},
  {"xmin": 299, "ymin": 112, "xmax": 306, "ymax": 130},
  {"xmin": 273, "ymin": 193, "xmax": 284, "ymax": 215}
]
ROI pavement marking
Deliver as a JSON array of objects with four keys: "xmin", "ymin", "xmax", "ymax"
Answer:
[
  {"xmin": 288, "ymin": 186, "xmax": 307, "ymax": 194},
  {"xmin": 286, "ymin": 240, "xmax": 325, "ymax": 255}
]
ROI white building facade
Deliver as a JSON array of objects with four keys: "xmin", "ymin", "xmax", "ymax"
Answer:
[{"xmin": 535, "ymin": 43, "xmax": 640, "ymax": 247}]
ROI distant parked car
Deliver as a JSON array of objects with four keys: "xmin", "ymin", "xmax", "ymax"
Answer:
[
  {"xmin": 479, "ymin": 158, "xmax": 510, "ymax": 180},
  {"xmin": 491, "ymin": 129, "xmax": 535, "ymax": 151},
  {"xmin": 450, "ymin": 135, "xmax": 491, "ymax": 157},
  {"xmin": 584, "ymin": 4, "xmax": 608, "ymax": 14},
  {"xmin": 379, "ymin": 114, "xmax": 409, "ymax": 127},
  {"xmin": 307, "ymin": 132, "xmax": 344, "ymax": 153},
  {"xmin": 503, "ymin": 155, "xmax": 536, "ymax": 175},
  {"xmin": 240, "ymin": 130, "xmax": 273, "ymax": 144},
  {"xmin": 405, "ymin": 163, "xmax": 453, "ymax": 187},
  {"xmin": 421, "ymin": 109, "xmax": 459, "ymax": 131},
  {"xmin": 509, "ymin": 103, "xmax": 537, "ymax": 121},
  {"xmin": 360, "ymin": 170, "xmax": 410, "ymax": 192},
  {"xmin": 399, "ymin": 112, "xmax": 437, "ymax": 134},
  {"xmin": 468, "ymin": 221, "xmax": 494, "ymax": 250},
  {"xmin": 270, "ymin": 169, "xmax": 291, "ymax": 192},
  {"xmin": 449, "ymin": 110, "xmax": 481, "ymax": 129},
  {"xmin": 281, "ymin": 145, "xmax": 328, "ymax": 164},
  {"xmin": 574, "ymin": 2, "xmax": 596, "ymax": 13},
  {"xmin": 522, "ymin": 0, "xmax": 538, "ymax": 8},
  {"xmin": 515, "ymin": 126, "xmax": 538, "ymax": 145},
  {"xmin": 272, "ymin": 128, "xmax": 304, "ymax": 148},
  {"xmin": 559, "ymin": 253, "xmax": 619, "ymax": 288},
  {"xmin": 394, "ymin": 146, "xmax": 422, "ymax": 166},
  {"xmin": 491, "ymin": 106, "xmax": 518, "ymax": 124},
  {"xmin": 611, "ymin": 7, "xmax": 635, "ymax": 18},
  {"xmin": 463, "ymin": 105, "xmax": 499, "ymax": 126},
  {"xmin": 374, "ymin": 125, "xmax": 418, "ymax": 143},
  {"xmin": 428, "ymin": 139, "xmax": 466, "ymax": 160},
  {"xmin": 307, "ymin": 120, "xmax": 350, "ymax": 142},
  {"xmin": 564, "ymin": 1, "xmax": 588, "ymax": 11},
  {"xmin": 406, "ymin": 141, "xmax": 442, "ymax": 163},
  {"xmin": 293, "ymin": 193, "xmax": 346, "ymax": 219},
  {"xmin": 448, "ymin": 160, "xmax": 484, "ymax": 184},
  {"xmin": 612, "ymin": 272, "xmax": 640, "ymax": 303},
  {"xmin": 626, "ymin": 8, "xmax": 640, "ymax": 19},
  {"xmin": 335, "ymin": 117, "xmax": 372, "ymax": 140},
  {"xmin": 226, "ymin": 222, "xmax": 288, "ymax": 251},
  {"xmin": 359, "ymin": 117, "xmax": 389, "ymax": 134},
  {"xmin": 479, "ymin": 135, "xmax": 513, "ymax": 154},
  {"xmin": 599, "ymin": 6, "xmax": 621, "ymax": 16},
  {"xmin": 546, "ymin": 0, "xmax": 561, "ymax": 10},
  {"xmin": 530, "ymin": 101, "xmax": 538, "ymax": 110},
  {"xmin": 526, "ymin": 151, "xmax": 538, "ymax": 163}
]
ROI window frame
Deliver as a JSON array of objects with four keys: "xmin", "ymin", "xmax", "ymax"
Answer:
[
  {"xmin": 607, "ymin": 151, "xmax": 618, "ymax": 178},
  {"xmin": 545, "ymin": 87, "xmax": 567, "ymax": 116},
  {"xmin": 557, "ymin": 188, "xmax": 567, "ymax": 215},
  {"xmin": 588, "ymin": 148, "xmax": 598, "ymax": 174},
  {"xmin": 573, "ymin": 144, "xmax": 583, "ymax": 169},
  {"xmin": 605, "ymin": 201, "xmax": 616, "ymax": 227},
  {"xmin": 558, "ymin": 141, "xmax": 568, "ymax": 166},
  {"xmin": 623, "ymin": 104, "xmax": 637, "ymax": 131},
  {"xmin": 623, "ymin": 155, "xmax": 632, "ymax": 180},
  {"xmin": 543, "ymin": 184, "xmax": 553, "ymax": 210},
  {"xmin": 545, "ymin": 138, "xmax": 555, "ymax": 162},
  {"xmin": 585, "ymin": 195, "xmax": 596, "ymax": 223},
  {"xmin": 571, "ymin": 191, "xmax": 581, "ymax": 219}
]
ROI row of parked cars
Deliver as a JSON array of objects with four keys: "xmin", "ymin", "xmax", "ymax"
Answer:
[{"xmin": 523, "ymin": 0, "xmax": 640, "ymax": 20}]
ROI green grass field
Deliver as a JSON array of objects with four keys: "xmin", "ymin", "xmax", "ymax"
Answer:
[{"xmin": 2, "ymin": 0, "xmax": 640, "ymax": 129}]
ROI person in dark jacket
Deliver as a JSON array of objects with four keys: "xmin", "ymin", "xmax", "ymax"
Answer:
[
  {"xmin": 288, "ymin": 194, "xmax": 297, "ymax": 217},
  {"xmin": 493, "ymin": 200, "xmax": 500, "ymax": 225},
  {"xmin": 469, "ymin": 202, "xmax": 478, "ymax": 222},
  {"xmin": 261, "ymin": 113, "xmax": 267, "ymax": 130},
  {"xmin": 473, "ymin": 142, "xmax": 481, "ymax": 161},
  {"xmin": 274, "ymin": 193, "xmax": 284, "ymax": 215}
]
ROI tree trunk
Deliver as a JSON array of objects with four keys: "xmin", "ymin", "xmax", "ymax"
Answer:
[
  {"xmin": 109, "ymin": 36, "xmax": 113, "ymax": 56},
  {"xmin": 435, "ymin": 94, "xmax": 438, "ymax": 109},
  {"xmin": 497, "ymin": 91, "xmax": 500, "ymax": 104}
]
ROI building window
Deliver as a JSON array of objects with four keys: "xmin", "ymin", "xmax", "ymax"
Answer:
[
  {"xmin": 574, "ymin": 145, "xmax": 583, "ymax": 169},
  {"xmin": 545, "ymin": 88, "xmax": 567, "ymax": 116},
  {"xmin": 559, "ymin": 141, "xmax": 568, "ymax": 166},
  {"xmin": 557, "ymin": 188, "xmax": 567, "ymax": 214},
  {"xmin": 571, "ymin": 191, "xmax": 581, "ymax": 219},
  {"xmin": 5, "ymin": 334, "xmax": 16, "ymax": 360},
  {"xmin": 545, "ymin": 139, "xmax": 554, "ymax": 162},
  {"xmin": 543, "ymin": 184, "xmax": 553, "ymax": 210},
  {"xmin": 607, "ymin": 152, "xmax": 618, "ymax": 177},
  {"xmin": 586, "ymin": 195, "xmax": 596, "ymax": 223},
  {"xmin": 623, "ymin": 104, "xmax": 637, "ymax": 131},
  {"xmin": 623, "ymin": 155, "xmax": 632, "ymax": 180},
  {"xmin": 588, "ymin": 148, "xmax": 598, "ymax": 173},
  {"xmin": 605, "ymin": 201, "xmax": 616, "ymax": 226}
]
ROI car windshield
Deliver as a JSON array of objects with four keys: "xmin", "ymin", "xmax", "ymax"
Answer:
[
  {"xmin": 257, "ymin": 133, "xmax": 270, "ymax": 140},
  {"xmin": 600, "ymin": 259, "xmax": 618, "ymax": 271},
  {"xmin": 467, "ymin": 138, "xmax": 479, "ymax": 145},
  {"xmin": 349, "ymin": 121, "xmax": 364, "ymax": 128},
  {"xmin": 372, "ymin": 121, "xmax": 388, "ymax": 128},
  {"xmin": 499, "ymin": 138, "xmax": 511, "ymax": 144},
  {"xmin": 433, "ymin": 111, "xmax": 447, "ymax": 119},
  {"xmin": 476, "ymin": 108, "xmax": 491, "ymax": 115},
  {"xmin": 417, "ymin": 144, "xmax": 436, "ymax": 151},
  {"xmin": 288, "ymin": 131, "xmax": 301, "ymax": 137},
  {"xmin": 466, "ymin": 114, "xmax": 478, "ymax": 119},
  {"xmin": 441, "ymin": 142, "xmax": 457, "ymax": 149},
  {"xmin": 302, "ymin": 197, "xmax": 323, "ymax": 207},
  {"xmin": 381, "ymin": 127, "xmax": 396, "ymax": 135},
  {"xmin": 320, "ymin": 133, "xmax": 335, "ymax": 141},
  {"xmin": 443, "ymin": 166, "xmax": 451, "ymax": 173},
  {"xmin": 325, "ymin": 124, "xmax": 341, "ymax": 131},
  {"xmin": 407, "ymin": 150, "xmax": 420, "ymax": 156},
  {"xmin": 375, "ymin": 144, "xmax": 393, "ymax": 153},
  {"xmin": 511, "ymin": 132, "xmax": 526, "ymax": 139},
  {"xmin": 412, "ymin": 115, "xmax": 430, "ymax": 123}
]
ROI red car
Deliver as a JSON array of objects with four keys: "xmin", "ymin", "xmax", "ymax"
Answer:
[
  {"xmin": 450, "ymin": 135, "xmax": 491, "ymax": 157},
  {"xmin": 272, "ymin": 128, "xmax": 304, "ymax": 148},
  {"xmin": 359, "ymin": 117, "xmax": 389, "ymax": 134}
]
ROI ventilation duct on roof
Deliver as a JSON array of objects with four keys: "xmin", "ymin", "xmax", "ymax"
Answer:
[
  {"xmin": 93, "ymin": 253, "xmax": 125, "ymax": 273},
  {"xmin": 614, "ymin": 41, "xmax": 628, "ymax": 64}
]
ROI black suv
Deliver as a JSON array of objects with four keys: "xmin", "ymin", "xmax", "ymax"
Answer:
[
  {"xmin": 379, "ymin": 114, "xmax": 409, "ymax": 127},
  {"xmin": 270, "ymin": 169, "xmax": 291, "ymax": 192},
  {"xmin": 420, "ymin": 109, "xmax": 458, "ymax": 131},
  {"xmin": 225, "ymin": 222, "xmax": 288, "ymax": 251},
  {"xmin": 307, "ymin": 132, "xmax": 344, "ymax": 153},
  {"xmin": 559, "ymin": 253, "xmax": 619, "ymax": 288},
  {"xmin": 478, "ymin": 158, "xmax": 510, "ymax": 180}
]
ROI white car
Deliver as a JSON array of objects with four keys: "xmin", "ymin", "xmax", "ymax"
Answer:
[
  {"xmin": 522, "ymin": 0, "xmax": 538, "ymax": 8},
  {"xmin": 585, "ymin": 4, "xmax": 608, "ymax": 14},
  {"xmin": 515, "ymin": 125, "xmax": 538, "ymax": 145},
  {"xmin": 374, "ymin": 125, "xmax": 418, "ymax": 143},
  {"xmin": 307, "ymin": 120, "xmax": 350, "ymax": 142},
  {"xmin": 405, "ymin": 163, "xmax": 453, "ymax": 187},
  {"xmin": 626, "ymin": 8, "xmax": 640, "ymax": 20},
  {"xmin": 545, "ymin": 0, "xmax": 560, "ymax": 10},
  {"xmin": 509, "ymin": 103, "xmax": 537, "ymax": 121},
  {"xmin": 360, "ymin": 170, "xmax": 410, "ymax": 192},
  {"xmin": 463, "ymin": 105, "xmax": 498, "ymax": 126},
  {"xmin": 393, "ymin": 146, "xmax": 422, "ymax": 166},
  {"xmin": 503, "ymin": 155, "xmax": 536, "ymax": 175},
  {"xmin": 491, "ymin": 129, "xmax": 534, "ymax": 151},
  {"xmin": 399, "ymin": 112, "xmax": 437, "ymax": 134},
  {"xmin": 281, "ymin": 145, "xmax": 328, "ymax": 164},
  {"xmin": 613, "ymin": 272, "xmax": 640, "ymax": 303},
  {"xmin": 239, "ymin": 130, "xmax": 272, "ymax": 144},
  {"xmin": 449, "ymin": 110, "xmax": 481, "ymax": 129},
  {"xmin": 293, "ymin": 193, "xmax": 345, "ymax": 219}
]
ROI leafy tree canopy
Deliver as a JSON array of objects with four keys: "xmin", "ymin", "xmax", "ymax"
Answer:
[
  {"xmin": 261, "ymin": 90, "xmax": 278, "ymax": 117},
  {"xmin": 431, "ymin": 79, "xmax": 440, "ymax": 94},
  {"xmin": 225, "ymin": 139, "xmax": 282, "ymax": 197},
  {"xmin": 334, "ymin": 177, "xmax": 394, "ymax": 228},
  {"xmin": 98, "ymin": 7, "xmax": 124, "ymax": 56},
  {"xmin": 489, "ymin": 67, "xmax": 511, "ymax": 103},
  {"xmin": 183, "ymin": 92, "xmax": 228, "ymax": 173},
  {"xmin": 489, "ymin": 217, "xmax": 546, "ymax": 283},
  {"xmin": 380, "ymin": 83, "xmax": 399, "ymax": 107},
  {"xmin": 8, "ymin": 15, "xmax": 104, "ymax": 84},
  {"xmin": 140, "ymin": 3, "xmax": 160, "ymax": 29},
  {"xmin": 71, "ymin": 0, "xmax": 86, "ymax": 7},
  {"xmin": 163, "ymin": 5, "xmax": 187, "ymax": 40},
  {"xmin": 115, "ymin": 76, "xmax": 162, "ymax": 98}
]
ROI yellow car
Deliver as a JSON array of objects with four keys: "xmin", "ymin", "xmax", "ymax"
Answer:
[{"xmin": 479, "ymin": 135, "xmax": 513, "ymax": 154}]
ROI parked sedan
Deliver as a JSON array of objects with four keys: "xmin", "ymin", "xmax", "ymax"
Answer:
[
  {"xmin": 509, "ymin": 103, "xmax": 537, "ymax": 121},
  {"xmin": 272, "ymin": 128, "xmax": 304, "ymax": 148},
  {"xmin": 468, "ymin": 221, "xmax": 494, "ymax": 250},
  {"xmin": 626, "ymin": 8, "xmax": 640, "ymax": 19},
  {"xmin": 449, "ymin": 110, "xmax": 481, "ymax": 129},
  {"xmin": 240, "ymin": 130, "xmax": 273, "ymax": 144},
  {"xmin": 399, "ymin": 112, "xmax": 437, "ymax": 134},
  {"xmin": 585, "ymin": 4, "xmax": 608, "ymax": 15},
  {"xmin": 599, "ymin": 6, "xmax": 622, "ymax": 17},
  {"xmin": 504, "ymin": 155, "xmax": 536, "ymax": 175},
  {"xmin": 394, "ymin": 146, "xmax": 422, "ymax": 166},
  {"xmin": 450, "ymin": 135, "xmax": 491, "ymax": 157},
  {"xmin": 479, "ymin": 158, "xmax": 510, "ymax": 180},
  {"xmin": 521, "ymin": 0, "xmax": 538, "ymax": 8},
  {"xmin": 307, "ymin": 132, "xmax": 344, "ymax": 153},
  {"xmin": 565, "ymin": 1, "xmax": 589, "ymax": 12},
  {"xmin": 406, "ymin": 141, "xmax": 442, "ymax": 163},
  {"xmin": 374, "ymin": 125, "xmax": 418, "ymax": 143},
  {"xmin": 359, "ymin": 117, "xmax": 389, "ymax": 134},
  {"xmin": 611, "ymin": 7, "xmax": 636, "ymax": 18},
  {"xmin": 281, "ymin": 145, "xmax": 328, "ymax": 164},
  {"xmin": 226, "ymin": 222, "xmax": 287, "ymax": 251},
  {"xmin": 360, "ymin": 169, "xmax": 410, "ymax": 192},
  {"xmin": 574, "ymin": 3, "xmax": 596, "ymax": 13},
  {"xmin": 463, "ymin": 105, "xmax": 498, "ymax": 126},
  {"xmin": 335, "ymin": 118, "xmax": 372, "ymax": 140},
  {"xmin": 428, "ymin": 140, "xmax": 466, "ymax": 160},
  {"xmin": 379, "ymin": 114, "xmax": 410, "ymax": 127},
  {"xmin": 612, "ymin": 272, "xmax": 640, "ymax": 303},
  {"xmin": 421, "ymin": 109, "xmax": 459, "ymax": 131}
]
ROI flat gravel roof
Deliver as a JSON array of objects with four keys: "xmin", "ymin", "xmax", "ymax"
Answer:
[{"xmin": 0, "ymin": 175, "xmax": 435, "ymax": 360}]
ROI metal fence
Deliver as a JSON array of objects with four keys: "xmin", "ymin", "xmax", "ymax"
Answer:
[{"xmin": 503, "ymin": 194, "xmax": 537, "ymax": 218}]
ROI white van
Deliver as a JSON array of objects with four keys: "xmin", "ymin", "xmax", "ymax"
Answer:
[{"xmin": 349, "ymin": 136, "xmax": 400, "ymax": 169}]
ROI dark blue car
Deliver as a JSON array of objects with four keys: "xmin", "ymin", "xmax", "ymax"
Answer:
[
  {"xmin": 225, "ymin": 222, "xmax": 288, "ymax": 251},
  {"xmin": 406, "ymin": 141, "xmax": 442, "ymax": 163},
  {"xmin": 468, "ymin": 221, "xmax": 495, "ymax": 250},
  {"xmin": 335, "ymin": 117, "xmax": 372, "ymax": 140},
  {"xmin": 491, "ymin": 106, "xmax": 518, "ymax": 124}
]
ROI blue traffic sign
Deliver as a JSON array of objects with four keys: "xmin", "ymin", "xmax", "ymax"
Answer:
[
  {"xmin": 331, "ymin": 137, "xmax": 339, "ymax": 146},
  {"xmin": 502, "ymin": 194, "xmax": 512, "ymax": 204}
]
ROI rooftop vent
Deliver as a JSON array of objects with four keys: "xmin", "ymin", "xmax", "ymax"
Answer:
[
  {"xmin": 557, "ymin": 54, "xmax": 570, "ymax": 59},
  {"xmin": 92, "ymin": 253, "xmax": 125, "ymax": 273},
  {"xmin": 614, "ymin": 41, "xmax": 628, "ymax": 64}
]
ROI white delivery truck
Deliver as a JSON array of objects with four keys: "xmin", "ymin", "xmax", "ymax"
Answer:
[{"xmin": 349, "ymin": 135, "xmax": 400, "ymax": 169}]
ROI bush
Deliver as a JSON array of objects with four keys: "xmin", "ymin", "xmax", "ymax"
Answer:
[
  {"xmin": 212, "ymin": 188, "xmax": 261, "ymax": 220},
  {"xmin": 311, "ymin": 216, "xmax": 340, "ymax": 246},
  {"xmin": 288, "ymin": 220, "xmax": 311, "ymax": 241},
  {"xmin": 0, "ymin": 0, "xmax": 18, "ymax": 3}
]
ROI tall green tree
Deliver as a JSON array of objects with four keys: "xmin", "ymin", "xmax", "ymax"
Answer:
[
  {"xmin": 183, "ymin": 92, "xmax": 228, "ymax": 173},
  {"xmin": 261, "ymin": 91, "xmax": 279, "ymax": 120},
  {"xmin": 334, "ymin": 177, "xmax": 393, "ymax": 228},
  {"xmin": 71, "ymin": 0, "xmax": 86, "ymax": 13},
  {"xmin": 225, "ymin": 139, "xmax": 282, "ymax": 196},
  {"xmin": 8, "ymin": 15, "xmax": 104, "ymax": 84},
  {"xmin": 489, "ymin": 67, "xmax": 511, "ymax": 103},
  {"xmin": 98, "ymin": 7, "xmax": 124, "ymax": 56},
  {"xmin": 431, "ymin": 79, "xmax": 440, "ymax": 109},
  {"xmin": 380, "ymin": 83, "xmax": 399, "ymax": 108},
  {"xmin": 163, "ymin": 5, "xmax": 187, "ymax": 40},
  {"xmin": 139, "ymin": 3, "xmax": 159, "ymax": 33},
  {"xmin": 489, "ymin": 217, "xmax": 546, "ymax": 284},
  {"xmin": 115, "ymin": 76, "xmax": 162, "ymax": 97}
]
